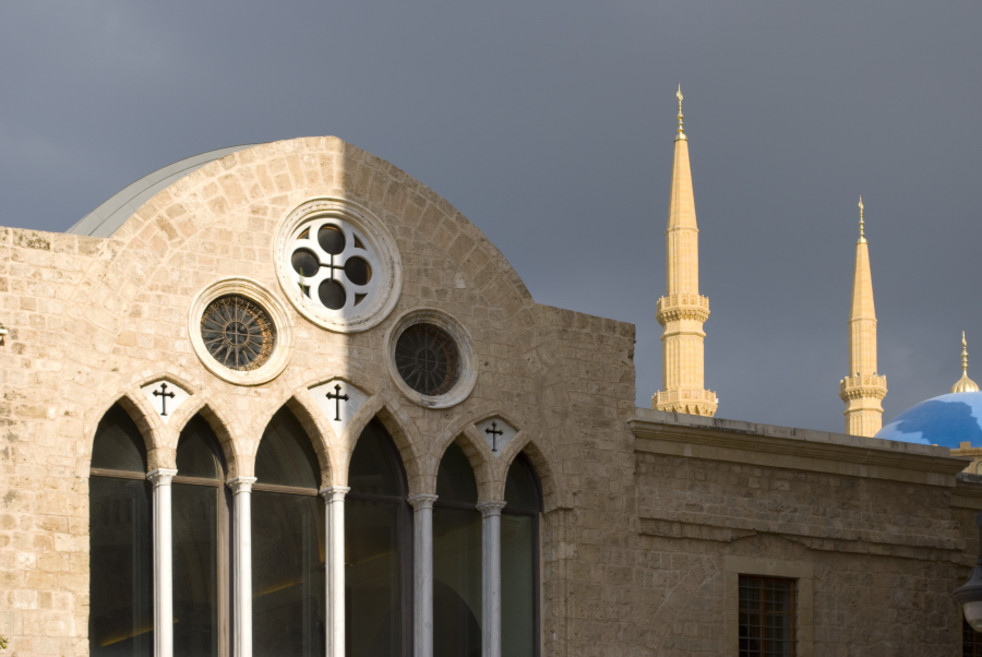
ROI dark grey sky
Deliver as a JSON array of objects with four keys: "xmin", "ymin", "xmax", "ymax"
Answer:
[{"xmin": 3, "ymin": 1, "xmax": 980, "ymax": 433}]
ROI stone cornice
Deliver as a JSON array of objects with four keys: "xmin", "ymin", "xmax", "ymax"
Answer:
[
  {"xmin": 630, "ymin": 409, "xmax": 969, "ymax": 487},
  {"xmin": 952, "ymin": 474, "xmax": 982, "ymax": 510}
]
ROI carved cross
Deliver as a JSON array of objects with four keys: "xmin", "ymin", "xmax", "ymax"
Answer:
[
  {"xmin": 152, "ymin": 382, "xmax": 176, "ymax": 416},
  {"xmin": 485, "ymin": 421, "xmax": 504, "ymax": 452},
  {"xmin": 325, "ymin": 384, "xmax": 349, "ymax": 422}
]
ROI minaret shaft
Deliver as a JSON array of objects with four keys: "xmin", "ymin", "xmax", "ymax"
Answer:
[
  {"xmin": 653, "ymin": 89, "xmax": 717, "ymax": 417},
  {"xmin": 840, "ymin": 200, "xmax": 887, "ymax": 436}
]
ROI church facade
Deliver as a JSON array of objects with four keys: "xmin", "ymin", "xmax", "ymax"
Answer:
[{"xmin": 1, "ymin": 113, "xmax": 981, "ymax": 656}]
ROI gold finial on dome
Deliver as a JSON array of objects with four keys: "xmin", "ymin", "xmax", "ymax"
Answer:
[
  {"xmin": 952, "ymin": 331, "xmax": 980, "ymax": 393},
  {"xmin": 676, "ymin": 83, "xmax": 686, "ymax": 141},
  {"xmin": 858, "ymin": 195, "xmax": 866, "ymax": 243}
]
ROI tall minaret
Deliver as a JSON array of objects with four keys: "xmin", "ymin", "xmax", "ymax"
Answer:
[
  {"xmin": 652, "ymin": 85, "xmax": 718, "ymax": 417},
  {"xmin": 839, "ymin": 196, "xmax": 887, "ymax": 436}
]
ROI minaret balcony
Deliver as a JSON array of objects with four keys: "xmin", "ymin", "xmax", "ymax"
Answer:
[
  {"xmin": 839, "ymin": 374, "xmax": 888, "ymax": 401},
  {"xmin": 652, "ymin": 388, "xmax": 719, "ymax": 416},
  {"xmin": 656, "ymin": 293, "xmax": 710, "ymax": 325}
]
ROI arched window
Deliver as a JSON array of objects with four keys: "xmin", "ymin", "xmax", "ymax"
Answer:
[
  {"xmin": 502, "ymin": 453, "xmax": 542, "ymax": 657},
  {"xmin": 173, "ymin": 415, "xmax": 228, "ymax": 656},
  {"xmin": 89, "ymin": 404, "xmax": 153, "ymax": 656},
  {"xmin": 346, "ymin": 418, "xmax": 412, "ymax": 657},
  {"xmin": 252, "ymin": 408, "xmax": 325, "ymax": 657},
  {"xmin": 433, "ymin": 442, "xmax": 482, "ymax": 657}
]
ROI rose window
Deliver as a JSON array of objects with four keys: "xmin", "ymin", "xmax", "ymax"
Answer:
[
  {"xmin": 276, "ymin": 199, "xmax": 401, "ymax": 333},
  {"xmin": 200, "ymin": 294, "xmax": 276, "ymax": 371}
]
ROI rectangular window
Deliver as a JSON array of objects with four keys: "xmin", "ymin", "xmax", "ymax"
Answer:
[{"xmin": 739, "ymin": 575, "xmax": 796, "ymax": 657}]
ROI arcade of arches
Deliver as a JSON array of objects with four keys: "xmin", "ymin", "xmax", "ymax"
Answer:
[{"xmin": 88, "ymin": 405, "xmax": 541, "ymax": 657}]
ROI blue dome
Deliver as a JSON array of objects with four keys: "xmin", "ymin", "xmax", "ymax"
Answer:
[{"xmin": 875, "ymin": 391, "xmax": 982, "ymax": 447}]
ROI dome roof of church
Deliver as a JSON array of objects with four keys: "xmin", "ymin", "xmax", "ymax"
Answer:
[
  {"xmin": 67, "ymin": 144, "xmax": 256, "ymax": 238},
  {"xmin": 875, "ymin": 391, "xmax": 982, "ymax": 447}
]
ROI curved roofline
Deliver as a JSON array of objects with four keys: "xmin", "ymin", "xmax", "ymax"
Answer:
[{"xmin": 67, "ymin": 144, "xmax": 259, "ymax": 238}]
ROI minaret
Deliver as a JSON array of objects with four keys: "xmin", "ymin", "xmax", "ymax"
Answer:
[
  {"xmin": 839, "ymin": 196, "xmax": 887, "ymax": 436},
  {"xmin": 652, "ymin": 85, "xmax": 718, "ymax": 416},
  {"xmin": 950, "ymin": 332, "xmax": 979, "ymax": 393}
]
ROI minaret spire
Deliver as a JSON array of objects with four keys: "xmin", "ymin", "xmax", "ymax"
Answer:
[
  {"xmin": 840, "ymin": 196, "xmax": 887, "ymax": 436},
  {"xmin": 653, "ymin": 86, "xmax": 717, "ymax": 416},
  {"xmin": 951, "ymin": 331, "xmax": 980, "ymax": 393}
]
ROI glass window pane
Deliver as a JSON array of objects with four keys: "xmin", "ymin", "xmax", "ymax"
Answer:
[
  {"xmin": 252, "ymin": 491, "xmax": 325, "ymax": 657},
  {"xmin": 177, "ymin": 416, "xmax": 222, "ymax": 479},
  {"xmin": 349, "ymin": 419, "xmax": 405, "ymax": 497},
  {"xmin": 173, "ymin": 483, "xmax": 220, "ymax": 657},
  {"xmin": 436, "ymin": 443, "xmax": 477, "ymax": 504},
  {"xmin": 91, "ymin": 405, "xmax": 147, "ymax": 473},
  {"xmin": 89, "ymin": 476, "xmax": 153, "ymax": 656},
  {"xmin": 346, "ymin": 498, "xmax": 405, "ymax": 657},
  {"xmin": 501, "ymin": 514, "xmax": 535, "ymax": 657},
  {"xmin": 256, "ymin": 409, "xmax": 320, "ymax": 489},
  {"xmin": 433, "ymin": 506, "xmax": 481, "ymax": 657},
  {"xmin": 504, "ymin": 455, "xmax": 541, "ymax": 513}
]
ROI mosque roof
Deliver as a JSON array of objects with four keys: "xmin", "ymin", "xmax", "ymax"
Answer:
[
  {"xmin": 875, "ymin": 391, "xmax": 982, "ymax": 447},
  {"xmin": 67, "ymin": 144, "xmax": 256, "ymax": 237}
]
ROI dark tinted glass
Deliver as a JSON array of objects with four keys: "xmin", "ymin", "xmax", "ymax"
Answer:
[
  {"xmin": 91, "ymin": 405, "xmax": 147, "ymax": 473},
  {"xmin": 89, "ymin": 476, "xmax": 153, "ymax": 656},
  {"xmin": 256, "ymin": 409, "xmax": 320, "ymax": 489},
  {"xmin": 173, "ymin": 483, "xmax": 220, "ymax": 657},
  {"xmin": 436, "ymin": 443, "xmax": 477, "ymax": 504},
  {"xmin": 346, "ymin": 498, "xmax": 405, "ymax": 657},
  {"xmin": 504, "ymin": 454, "xmax": 542, "ymax": 513},
  {"xmin": 252, "ymin": 491, "xmax": 325, "ymax": 657},
  {"xmin": 433, "ymin": 507, "xmax": 481, "ymax": 657},
  {"xmin": 347, "ymin": 419, "xmax": 410, "ymax": 657},
  {"xmin": 501, "ymin": 514, "xmax": 535, "ymax": 657},
  {"xmin": 349, "ymin": 419, "xmax": 405, "ymax": 497},
  {"xmin": 502, "ymin": 452, "xmax": 541, "ymax": 657},
  {"xmin": 177, "ymin": 416, "xmax": 222, "ymax": 479}
]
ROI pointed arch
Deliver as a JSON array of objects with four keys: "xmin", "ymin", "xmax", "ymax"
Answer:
[
  {"xmin": 433, "ymin": 441, "xmax": 482, "ymax": 657},
  {"xmin": 86, "ymin": 394, "xmax": 159, "ymax": 475},
  {"xmin": 172, "ymin": 414, "xmax": 229, "ymax": 655},
  {"xmin": 498, "ymin": 438, "xmax": 566, "ymax": 512},
  {"xmin": 363, "ymin": 401, "xmax": 424, "ymax": 495},
  {"xmin": 175, "ymin": 401, "xmax": 242, "ymax": 481},
  {"xmin": 251, "ymin": 406, "xmax": 326, "ymax": 656},
  {"xmin": 346, "ymin": 414, "xmax": 413, "ymax": 656},
  {"xmin": 88, "ymin": 401, "xmax": 154, "ymax": 656},
  {"xmin": 280, "ymin": 393, "xmax": 335, "ymax": 488}
]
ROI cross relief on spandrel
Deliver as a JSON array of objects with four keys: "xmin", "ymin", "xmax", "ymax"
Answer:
[
  {"xmin": 310, "ymin": 378, "xmax": 369, "ymax": 435},
  {"xmin": 141, "ymin": 379, "xmax": 191, "ymax": 423}
]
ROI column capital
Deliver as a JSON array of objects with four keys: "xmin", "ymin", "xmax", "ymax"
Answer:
[
  {"xmin": 477, "ymin": 500, "xmax": 507, "ymax": 517},
  {"xmin": 228, "ymin": 476, "xmax": 257, "ymax": 493},
  {"xmin": 320, "ymin": 486, "xmax": 350, "ymax": 502},
  {"xmin": 147, "ymin": 468, "xmax": 178, "ymax": 486},
  {"xmin": 407, "ymin": 493, "xmax": 439, "ymax": 510}
]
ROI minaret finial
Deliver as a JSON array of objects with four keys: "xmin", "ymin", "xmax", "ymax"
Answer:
[
  {"xmin": 858, "ymin": 195, "xmax": 866, "ymax": 243},
  {"xmin": 676, "ymin": 83, "xmax": 686, "ymax": 141},
  {"xmin": 963, "ymin": 331, "xmax": 970, "ymax": 373},
  {"xmin": 952, "ymin": 331, "xmax": 980, "ymax": 393}
]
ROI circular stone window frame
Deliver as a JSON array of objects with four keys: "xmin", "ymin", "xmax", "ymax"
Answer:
[
  {"xmin": 274, "ymin": 197, "xmax": 403, "ymax": 334},
  {"xmin": 386, "ymin": 310, "xmax": 477, "ymax": 409},
  {"xmin": 189, "ymin": 277, "xmax": 293, "ymax": 386}
]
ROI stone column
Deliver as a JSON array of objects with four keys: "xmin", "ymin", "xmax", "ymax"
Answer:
[
  {"xmin": 229, "ymin": 476, "xmax": 257, "ymax": 657},
  {"xmin": 148, "ymin": 468, "xmax": 178, "ymax": 657},
  {"xmin": 478, "ymin": 501, "xmax": 506, "ymax": 657},
  {"xmin": 408, "ymin": 493, "xmax": 438, "ymax": 657},
  {"xmin": 321, "ymin": 486, "xmax": 350, "ymax": 657}
]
